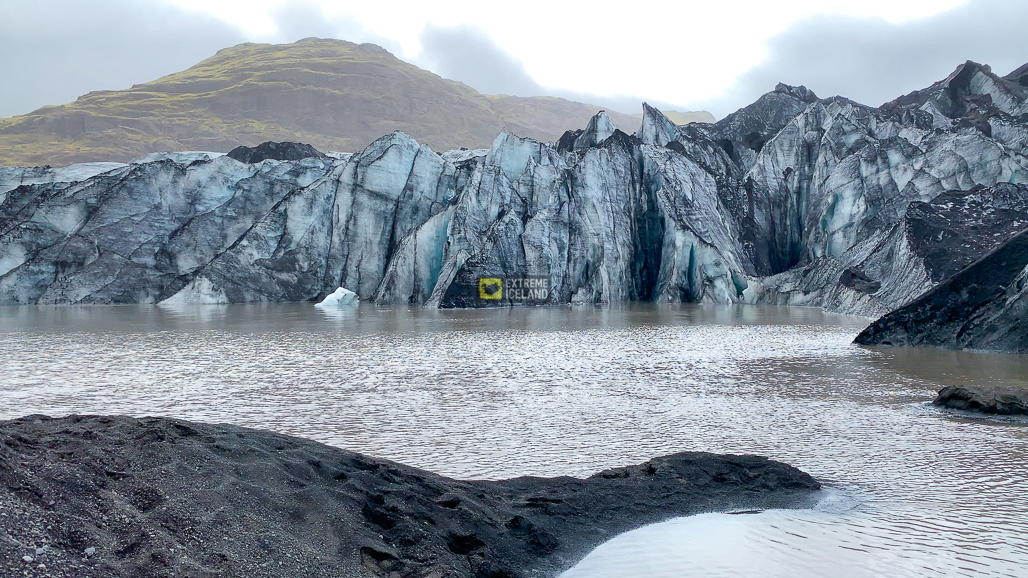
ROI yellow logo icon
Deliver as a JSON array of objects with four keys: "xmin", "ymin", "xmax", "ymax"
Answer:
[{"xmin": 478, "ymin": 278, "xmax": 503, "ymax": 300}]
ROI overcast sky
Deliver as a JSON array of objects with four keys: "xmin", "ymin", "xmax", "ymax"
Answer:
[{"xmin": 1, "ymin": 0, "xmax": 1026, "ymax": 119}]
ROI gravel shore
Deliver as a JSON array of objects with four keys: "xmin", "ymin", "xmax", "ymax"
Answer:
[{"xmin": 0, "ymin": 415, "xmax": 820, "ymax": 578}]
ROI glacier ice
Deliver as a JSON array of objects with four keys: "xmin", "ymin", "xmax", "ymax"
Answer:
[
  {"xmin": 0, "ymin": 162, "xmax": 129, "ymax": 205},
  {"xmin": 2, "ymin": 59, "xmax": 1028, "ymax": 318}
]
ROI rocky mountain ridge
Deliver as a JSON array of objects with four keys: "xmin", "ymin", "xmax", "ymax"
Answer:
[{"xmin": 2, "ymin": 59, "xmax": 1027, "ymax": 352}]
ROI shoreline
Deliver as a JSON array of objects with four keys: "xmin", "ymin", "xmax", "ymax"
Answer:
[{"xmin": 1, "ymin": 415, "xmax": 820, "ymax": 578}]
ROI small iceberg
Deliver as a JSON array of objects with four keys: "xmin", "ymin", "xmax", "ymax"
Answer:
[{"xmin": 316, "ymin": 287, "xmax": 359, "ymax": 308}]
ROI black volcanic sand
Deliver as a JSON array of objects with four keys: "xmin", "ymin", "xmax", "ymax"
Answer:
[{"xmin": 0, "ymin": 415, "xmax": 821, "ymax": 578}]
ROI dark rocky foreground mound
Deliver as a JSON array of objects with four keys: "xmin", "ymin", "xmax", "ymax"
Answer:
[
  {"xmin": 933, "ymin": 385, "xmax": 1028, "ymax": 415},
  {"xmin": 226, "ymin": 142, "xmax": 327, "ymax": 164},
  {"xmin": 0, "ymin": 415, "xmax": 820, "ymax": 578},
  {"xmin": 855, "ymin": 227, "xmax": 1028, "ymax": 353}
]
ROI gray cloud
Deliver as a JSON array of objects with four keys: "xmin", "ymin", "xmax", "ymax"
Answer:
[
  {"xmin": 0, "ymin": 0, "xmax": 247, "ymax": 117},
  {"xmin": 266, "ymin": 1, "xmax": 404, "ymax": 55},
  {"xmin": 414, "ymin": 24, "xmax": 687, "ymax": 116},
  {"xmin": 0, "ymin": 0, "xmax": 413, "ymax": 119},
  {"xmin": 700, "ymin": 0, "xmax": 1028, "ymax": 118},
  {"xmin": 16, "ymin": 1, "xmax": 1017, "ymax": 124},
  {"xmin": 416, "ymin": 24, "xmax": 544, "ymax": 98}
]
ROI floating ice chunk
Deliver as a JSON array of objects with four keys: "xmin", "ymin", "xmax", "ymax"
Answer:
[{"xmin": 316, "ymin": 287, "xmax": 359, "ymax": 308}]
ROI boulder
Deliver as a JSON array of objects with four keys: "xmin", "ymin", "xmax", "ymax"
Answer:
[{"xmin": 933, "ymin": 385, "xmax": 1028, "ymax": 415}]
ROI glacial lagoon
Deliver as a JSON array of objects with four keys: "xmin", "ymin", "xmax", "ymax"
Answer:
[{"xmin": 1, "ymin": 303, "xmax": 1026, "ymax": 577}]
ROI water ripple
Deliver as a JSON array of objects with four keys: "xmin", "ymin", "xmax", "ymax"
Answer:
[{"xmin": 1, "ymin": 303, "xmax": 1026, "ymax": 577}]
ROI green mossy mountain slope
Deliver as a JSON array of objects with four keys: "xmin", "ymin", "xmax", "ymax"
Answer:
[{"xmin": 0, "ymin": 38, "xmax": 712, "ymax": 166}]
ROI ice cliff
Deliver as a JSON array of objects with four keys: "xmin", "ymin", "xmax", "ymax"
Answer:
[{"xmin": 2, "ymin": 61, "xmax": 1027, "ymax": 318}]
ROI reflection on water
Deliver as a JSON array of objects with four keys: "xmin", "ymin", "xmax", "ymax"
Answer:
[
  {"xmin": 563, "ymin": 491, "xmax": 1026, "ymax": 578},
  {"xmin": 1, "ymin": 303, "xmax": 1027, "ymax": 577}
]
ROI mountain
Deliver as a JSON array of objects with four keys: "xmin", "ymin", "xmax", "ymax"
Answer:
[
  {"xmin": 0, "ymin": 38, "xmax": 711, "ymax": 167},
  {"xmin": 2, "ymin": 60, "xmax": 1027, "ymax": 349}
]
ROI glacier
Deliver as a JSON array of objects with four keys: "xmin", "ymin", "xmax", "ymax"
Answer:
[{"xmin": 2, "ymin": 60, "xmax": 1027, "ymax": 321}]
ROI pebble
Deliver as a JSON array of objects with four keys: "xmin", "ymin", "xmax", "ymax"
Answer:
[
  {"xmin": 22, "ymin": 555, "xmax": 33, "ymax": 563},
  {"xmin": 84, "ymin": 547, "xmax": 96, "ymax": 557}
]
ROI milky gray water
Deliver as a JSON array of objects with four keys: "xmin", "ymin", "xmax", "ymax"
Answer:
[{"xmin": 1, "ymin": 303, "xmax": 1026, "ymax": 577}]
